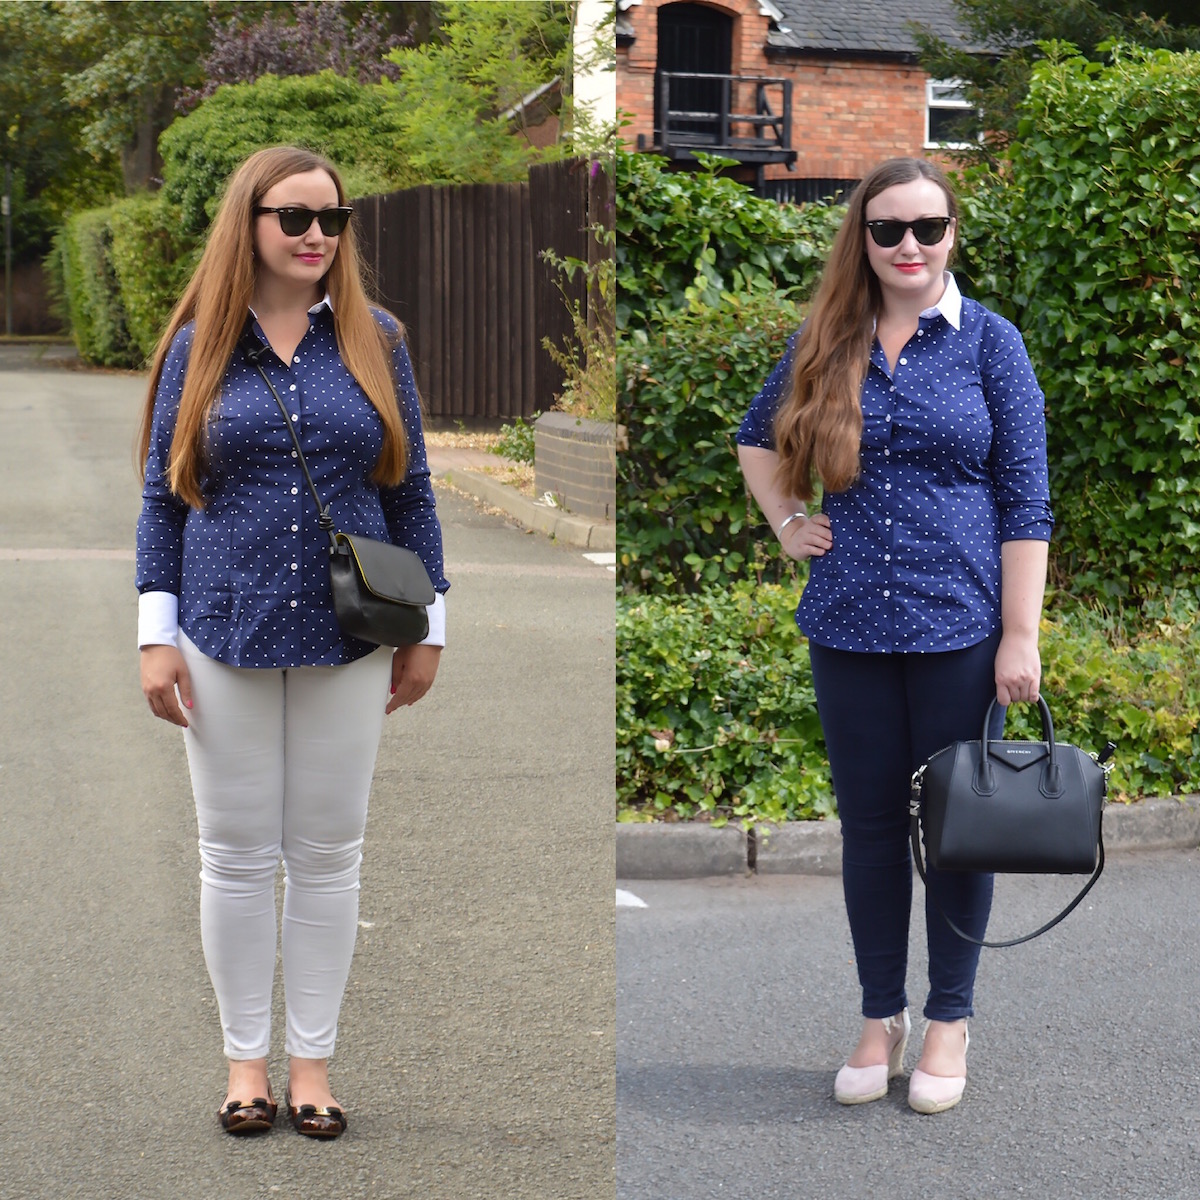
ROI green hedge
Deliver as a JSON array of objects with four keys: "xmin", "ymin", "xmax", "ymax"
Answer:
[
  {"xmin": 160, "ymin": 71, "xmax": 415, "ymax": 235},
  {"xmin": 618, "ymin": 288, "xmax": 802, "ymax": 592},
  {"xmin": 108, "ymin": 193, "xmax": 200, "ymax": 364},
  {"xmin": 54, "ymin": 206, "xmax": 138, "ymax": 368},
  {"xmin": 951, "ymin": 44, "xmax": 1200, "ymax": 602},
  {"xmin": 617, "ymin": 585, "xmax": 1200, "ymax": 823},
  {"xmin": 615, "ymin": 149, "xmax": 843, "ymax": 331},
  {"xmin": 617, "ymin": 581, "xmax": 834, "ymax": 824}
]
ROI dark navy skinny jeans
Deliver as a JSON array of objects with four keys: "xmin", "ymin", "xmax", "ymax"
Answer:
[{"xmin": 808, "ymin": 630, "xmax": 1005, "ymax": 1022}]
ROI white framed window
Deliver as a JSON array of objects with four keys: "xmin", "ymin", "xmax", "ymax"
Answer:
[{"xmin": 925, "ymin": 79, "xmax": 980, "ymax": 150}]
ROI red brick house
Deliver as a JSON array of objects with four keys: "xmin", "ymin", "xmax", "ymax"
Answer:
[{"xmin": 616, "ymin": 0, "xmax": 980, "ymax": 200}]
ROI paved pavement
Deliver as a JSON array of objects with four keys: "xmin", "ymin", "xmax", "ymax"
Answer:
[
  {"xmin": 0, "ymin": 365, "xmax": 615, "ymax": 1199},
  {"xmin": 617, "ymin": 855, "xmax": 1200, "ymax": 1200}
]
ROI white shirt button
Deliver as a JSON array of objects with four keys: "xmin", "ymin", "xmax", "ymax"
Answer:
[
  {"xmin": 884, "ymin": 554, "xmax": 891, "ymax": 562},
  {"xmin": 899, "ymin": 357, "xmax": 907, "ymax": 365},
  {"xmin": 293, "ymin": 356, "xmax": 300, "ymax": 363},
  {"xmin": 291, "ymin": 413, "xmax": 299, "ymax": 422},
  {"xmin": 885, "ymin": 518, "xmax": 892, "ymax": 526},
  {"xmin": 290, "ymin": 562, "xmax": 298, "ymax": 571},
  {"xmin": 289, "ymin": 384, "xmax": 297, "ymax": 392},
  {"xmin": 883, "ymin": 589, "xmax": 891, "ymax": 597},
  {"xmin": 290, "ymin": 486, "xmax": 298, "ymax": 495},
  {"xmin": 917, "ymin": 329, "xmax": 924, "ymax": 337},
  {"xmin": 884, "ymin": 449, "xmax": 891, "ymax": 457},
  {"xmin": 291, "ymin": 524, "xmax": 299, "ymax": 532},
  {"xmin": 290, "ymin": 599, "xmax": 298, "ymax": 608},
  {"xmin": 885, "ymin": 483, "xmax": 892, "ymax": 491}
]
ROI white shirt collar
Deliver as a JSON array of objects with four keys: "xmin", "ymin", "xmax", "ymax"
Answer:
[
  {"xmin": 248, "ymin": 292, "xmax": 333, "ymax": 321},
  {"xmin": 920, "ymin": 271, "xmax": 962, "ymax": 330}
]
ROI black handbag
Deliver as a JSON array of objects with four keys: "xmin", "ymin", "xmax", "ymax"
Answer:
[
  {"xmin": 241, "ymin": 334, "xmax": 435, "ymax": 647},
  {"xmin": 909, "ymin": 696, "xmax": 1114, "ymax": 948}
]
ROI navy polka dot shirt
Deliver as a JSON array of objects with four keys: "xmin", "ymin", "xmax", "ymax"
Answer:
[
  {"xmin": 136, "ymin": 301, "xmax": 449, "ymax": 667},
  {"xmin": 737, "ymin": 275, "xmax": 1053, "ymax": 653}
]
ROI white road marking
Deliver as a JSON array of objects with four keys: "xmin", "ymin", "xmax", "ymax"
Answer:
[
  {"xmin": 616, "ymin": 888, "xmax": 647, "ymax": 908},
  {"xmin": 584, "ymin": 551, "xmax": 616, "ymax": 573}
]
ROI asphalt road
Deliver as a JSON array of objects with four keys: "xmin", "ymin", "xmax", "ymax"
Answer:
[
  {"xmin": 617, "ymin": 856, "xmax": 1200, "ymax": 1200},
  {"xmin": 0, "ymin": 369, "xmax": 615, "ymax": 1199}
]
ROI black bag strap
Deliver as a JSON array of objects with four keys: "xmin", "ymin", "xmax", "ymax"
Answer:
[
  {"xmin": 240, "ymin": 329, "xmax": 338, "ymax": 555},
  {"xmin": 908, "ymin": 802, "xmax": 1105, "ymax": 949}
]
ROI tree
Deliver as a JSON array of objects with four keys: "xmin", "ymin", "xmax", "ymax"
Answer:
[
  {"xmin": 380, "ymin": 0, "xmax": 574, "ymax": 183},
  {"xmin": 180, "ymin": 1, "xmax": 416, "ymax": 111},
  {"xmin": 912, "ymin": 0, "xmax": 1200, "ymax": 158},
  {"xmin": 57, "ymin": 0, "xmax": 213, "ymax": 191},
  {"xmin": 0, "ymin": 2, "xmax": 121, "ymax": 261}
]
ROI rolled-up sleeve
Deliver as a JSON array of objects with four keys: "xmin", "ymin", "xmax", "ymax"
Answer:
[
  {"xmin": 735, "ymin": 333, "xmax": 798, "ymax": 449},
  {"xmin": 981, "ymin": 317, "xmax": 1054, "ymax": 542}
]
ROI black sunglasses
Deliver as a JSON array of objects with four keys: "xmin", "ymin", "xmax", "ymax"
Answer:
[
  {"xmin": 865, "ymin": 217, "xmax": 952, "ymax": 248},
  {"xmin": 253, "ymin": 206, "xmax": 353, "ymax": 237}
]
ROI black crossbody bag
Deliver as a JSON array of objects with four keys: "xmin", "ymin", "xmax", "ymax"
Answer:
[
  {"xmin": 241, "ymin": 333, "xmax": 435, "ymax": 647},
  {"xmin": 910, "ymin": 697, "xmax": 1114, "ymax": 948}
]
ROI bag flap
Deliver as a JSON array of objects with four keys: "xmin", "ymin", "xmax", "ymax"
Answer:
[
  {"xmin": 336, "ymin": 533, "xmax": 436, "ymax": 606},
  {"xmin": 986, "ymin": 741, "xmax": 1050, "ymax": 770}
]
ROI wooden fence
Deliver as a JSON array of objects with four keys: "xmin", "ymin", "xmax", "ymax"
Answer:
[{"xmin": 354, "ymin": 157, "xmax": 611, "ymax": 422}]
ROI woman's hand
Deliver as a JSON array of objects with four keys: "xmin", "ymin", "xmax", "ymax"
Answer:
[
  {"xmin": 994, "ymin": 631, "xmax": 1040, "ymax": 706},
  {"xmin": 386, "ymin": 644, "xmax": 442, "ymax": 713},
  {"xmin": 779, "ymin": 512, "xmax": 833, "ymax": 562},
  {"xmin": 141, "ymin": 645, "xmax": 193, "ymax": 727}
]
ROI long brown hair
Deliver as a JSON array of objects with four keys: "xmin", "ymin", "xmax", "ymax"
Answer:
[
  {"xmin": 773, "ymin": 157, "xmax": 958, "ymax": 501},
  {"xmin": 138, "ymin": 145, "xmax": 408, "ymax": 509}
]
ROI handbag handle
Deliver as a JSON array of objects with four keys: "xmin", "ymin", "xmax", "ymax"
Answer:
[
  {"xmin": 240, "ymin": 330, "xmax": 339, "ymax": 556},
  {"xmin": 909, "ymin": 814, "xmax": 1104, "ymax": 949},
  {"xmin": 976, "ymin": 696, "xmax": 1062, "ymax": 797}
]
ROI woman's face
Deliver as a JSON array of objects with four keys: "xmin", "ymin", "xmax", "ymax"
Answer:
[
  {"xmin": 863, "ymin": 177, "xmax": 955, "ymax": 308},
  {"xmin": 252, "ymin": 168, "xmax": 341, "ymax": 299}
]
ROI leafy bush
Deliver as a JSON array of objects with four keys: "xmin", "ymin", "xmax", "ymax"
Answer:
[
  {"xmin": 160, "ymin": 70, "xmax": 415, "ymax": 234},
  {"xmin": 108, "ymin": 193, "xmax": 200, "ymax": 363},
  {"xmin": 617, "ymin": 585, "xmax": 1200, "ymax": 823},
  {"xmin": 55, "ymin": 206, "xmax": 137, "ymax": 368},
  {"xmin": 1030, "ymin": 593, "xmax": 1200, "ymax": 799},
  {"xmin": 493, "ymin": 415, "xmax": 539, "ymax": 464},
  {"xmin": 617, "ymin": 580, "xmax": 834, "ymax": 824},
  {"xmin": 965, "ymin": 43, "xmax": 1200, "ymax": 601},
  {"xmin": 615, "ymin": 149, "xmax": 843, "ymax": 331},
  {"xmin": 618, "ymin": 288, "xmax": 803, "ymax": 591}
]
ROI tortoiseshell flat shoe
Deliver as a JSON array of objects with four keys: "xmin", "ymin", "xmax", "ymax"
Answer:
[
  {"xmin": 285, "ymin": 1081, "xmax": 348, "ymax": 1139},
  {"xmin": 218, "ymin": 1082, "xmax": 277, "ymax": 1134}
]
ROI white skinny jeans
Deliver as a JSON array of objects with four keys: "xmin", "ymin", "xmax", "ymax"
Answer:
[{"xmin": 179, "ymin": 634, "xmax": 393, "ymax": 1060}]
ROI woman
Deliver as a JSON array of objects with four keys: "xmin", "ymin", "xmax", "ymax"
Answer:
[
  {"xmin": 137, "ymin": 146, "xmax": 448, "ymax": 1138},
  {"xmin": 737, "ymin": 157, "xmax": 1052, "ymax": 1114}
]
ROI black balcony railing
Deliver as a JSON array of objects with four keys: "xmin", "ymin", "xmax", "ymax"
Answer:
[{"xmin": 640, "ymin": 72, "xmax": 797, "ymax": 168}]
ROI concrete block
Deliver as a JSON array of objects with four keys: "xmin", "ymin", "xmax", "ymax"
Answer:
[
  {"xmin": 754, "ymin": 820, "xmax": 843, "ymax": 875},
  {"xmin": 616, "ymin": 823, "xmax": 748, "ymax": 879},
  {"xmin": 1102, "ymin": 795, "xmax": 1200, "ymax": 852}
]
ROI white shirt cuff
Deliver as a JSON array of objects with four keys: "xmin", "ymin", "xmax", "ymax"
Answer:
[
  {"xmin": 421, "ymin": 592, "xmax": 446, "ymax": 647},
  {"xmin": 138, "ymin": 591, "xmax": 179, "ymax": 648},
  {"xmin": 137, "ymin": 589, "xmax": 444, "ymax": 649}
]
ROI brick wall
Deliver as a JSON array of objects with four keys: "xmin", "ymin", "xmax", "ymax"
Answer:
[
  {"xmin": 534, "ymin": 412, "xmax": 615, "ymax": 521},
  {"xmin": 617, "ymin": 0, "xmax": 936, "ymax": 181},
  {"xmin": 765, "ymin": 59, "xmax": 928, "ymax": 181}
]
